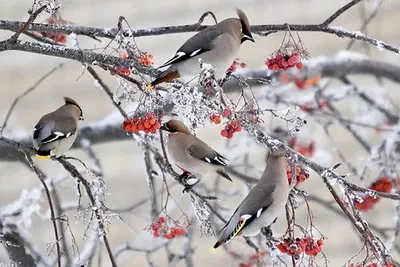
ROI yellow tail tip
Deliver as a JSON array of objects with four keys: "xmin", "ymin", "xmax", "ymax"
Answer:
[
  {"xmin": 145, "ymin": 84, "xmax": 153, "ymax": 90},
  {"xmin": 210, "ymin": 247, "xmax": 217, "ymax": 253},
  {"xmin": 35, "ymin": 154, "xmax": 51, "ymax": 159}
]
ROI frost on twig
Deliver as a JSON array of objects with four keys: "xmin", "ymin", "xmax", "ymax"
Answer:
[{"xmin": 189, "ymin": 193, "xmax": 215, "ymax": 237}]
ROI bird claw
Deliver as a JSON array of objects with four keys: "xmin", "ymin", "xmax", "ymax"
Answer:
[
  {"xmin": 261, "ymin": 224, "xmax": 279, "ymax": 247},
  {"xmin": 179, "ymin": 172, "xmax": 199, "ymax": 193}
]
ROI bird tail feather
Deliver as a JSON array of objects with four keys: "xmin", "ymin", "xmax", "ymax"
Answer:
[
  {"xmin": 216, "ymin": 170, "xmax": 233, "ymax": 182},
  {"xmin": 35, "ymin": 150, "xmax": 51, "ymax": 159},
  {"xmin": 150, "ymin": 70, "xmax": 180, "ymax": 87}
]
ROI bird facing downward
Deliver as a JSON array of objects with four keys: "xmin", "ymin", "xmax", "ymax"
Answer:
[
  {"xmin": 32, "ymin": 97, "xmax": 84, "ymax": 159},
  {"xmin": 160, "ymin": 119, "xmax": 233, "ymax": 183},
  {"xmin": 149, "ymin": 8, "xmax": 254, "ymax": 87},
  {"xmin": 212, "ymin": 149, "xmax": 289, "ymax": 251}
]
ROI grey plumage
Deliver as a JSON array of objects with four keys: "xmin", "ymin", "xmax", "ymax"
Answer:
[
  {"xmin": 32, "ymin": 97, "xmax": 83, "ymax": 159},
  {"xmin": 150, "ymin": 8, "xmax": 254, "ymax": 87},
  {"xmin": 212, "ymin": 150, "xmax": 289, "ymax": 250},
  {"xmin": 160, "ymin": 119, "xmax": 232, "ymax": 182}
]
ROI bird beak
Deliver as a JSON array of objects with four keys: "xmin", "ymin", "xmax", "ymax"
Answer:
[{"xmin": 79, "ymin": 116, "xmax": 84, "ymax": 121}]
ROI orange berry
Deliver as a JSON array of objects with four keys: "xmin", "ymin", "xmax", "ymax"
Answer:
[
  {"xmin": 214, "ymin": 116, "xmax": 221, "ymax": 124},
  {"xmin": 164, "ymin": 232, "xmax": 174, "ymax": 239},
  {"xmin": 138, "ymin": 123, "xmax": 145, "ymax": 131},
  {"xmin": 149, "ymin": 117, "xmax": 157, "ymax": 125},
  {"xmin": 144, "ymin": 121, "xmax": 151, "ymax": 129},
  {"xmin": 131, "ymin": 124, "xmax": 138, "ymax": 133}
]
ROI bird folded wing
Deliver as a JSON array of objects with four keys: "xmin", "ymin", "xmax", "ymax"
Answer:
[
  {"xmin": 186, "ymin": 144, "xmax": 227, "ymax": 166},
  {"xmin": 34, "ymin": 117, "xmax": 76, "ymax": 144},
  {"xmin": 157, "ymin": 29, "xmax": 222, "ymax": 69}
]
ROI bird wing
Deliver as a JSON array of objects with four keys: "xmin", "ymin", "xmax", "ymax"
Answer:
[
  {"xmin": 212, "ymin": 184, "xmax": 276, "ymax": 249},
  {"xmin": 186, "ymin": 142, "xmax": 227, "ymax": 166},
  {"xmin": 33, "ymin": 114, "xmax": 76, "ymax": 144},
  {"xmin": 157, "ymin": 28, "xmax": 222, "ymax": 69}
]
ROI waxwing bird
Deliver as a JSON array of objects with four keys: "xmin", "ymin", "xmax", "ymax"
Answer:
[
  {"xmin": 149, "ymin": 8, "xmax": 254, "ymax": 87},
  {"xmin": 32, "ymin": 97, "xmax": 84, "ymax": 159},
  {"xmin": 160, "ymin": 119, "xmax": 233, "ymax": 184},
  {"xmin": 212, "ymin": 150, "xmax": 289, "ymax": 251}
]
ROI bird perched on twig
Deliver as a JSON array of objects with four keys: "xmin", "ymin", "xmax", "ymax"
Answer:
[
  {"xmin": 32, "ymin": 97, "xmax": 83, "ymax": 159},
  {"xmin": 149, "ymin": 8, "xmax": 254, "ymax": 88},
  {"xmin": 160, "ymin": 119, "xmax": 233, "ymax": 188},
  {"xmin": 211, "ymin": 149, "xmax": 289, "ymax": 251}
]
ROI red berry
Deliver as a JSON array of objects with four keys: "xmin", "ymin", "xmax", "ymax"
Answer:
[
  {"xmin": 153, "ymin": 231, "xmax": 160, "ymax": 237},
  {"xmin": 164, "ymin": 232, "xmax": 174, "ymax": 239},
  {"xmin": 296, "ymin": 62, "xmax": 303, "ymax": 69},
  {"xmin": 220, "ymin": 130, "xmax": 228, "ymax": 137},
  {"xmin": 226, "ymin": 133, "xmax": 233, "ymax": 139},
  {"xmin": 240, "ymin": 62, "xmax": 246, "ymax": 68},
  {"xmin": 222, "ymin": 109, "xmax": 231, "ymax": 117},
  {"xmin": 317, "ymin": 239, "xmax": 323, "ymax": 246},
  {"xmin": 158, "ymin": 216, "xmax": 166, "ymax": 224}
]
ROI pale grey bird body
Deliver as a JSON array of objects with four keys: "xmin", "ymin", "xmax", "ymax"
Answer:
[
  {"xmin": 160, "ymin": 120, "xmax": 232, "ymax": 182},
  {"xmin": 212, "ymin": 150, "xmax": 289, "ymax": 250},
  {"xmin": 150, "ymin": 9, "xmax": 254, "ymax": 87},
  {"xmin": 32, "ymin": 97, "xmax": 83, "ymax": 159}
]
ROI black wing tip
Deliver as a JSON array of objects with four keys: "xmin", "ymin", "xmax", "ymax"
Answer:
[{"xmin": 216, "ymin": 170, "xmax": 233, "ymax": 182}]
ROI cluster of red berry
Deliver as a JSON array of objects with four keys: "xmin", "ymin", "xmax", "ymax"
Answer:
[
  {"xmin": 122, "ymin": 112, "xmax": 161, "ymax": 134},
  {"xmin": 237, "ymin": 251, "xmax": 267, "ymax": 267},
  {"xmin": 40, "ymin": 16, "xmax": 72, "ymax": 44},
  {"xmin": 277, "ymin": 237, "xmax": 323, "ymax": 257},
  {"xmin": 226, "ymin": 58, "xmax": 247, "ymax": 72},
  {"xmin": 265, "ymin": 51, "xmax": 303, "ymax": 71},
  {"xmin": 349, "ymin": 263, "xmax": 394, "ymax": 267},
  {"xmin": 138, "ymin": 53, "xmax": 154, "ymax": 66},
  {"xmin": 110, "ymin": 52, "xmax": 131, "ymax": 76},
  {"xmin": 286, "ymin": 165, "xmax": 310, "ymax": 186},
  {"xmin": 220, "ymin": 120, "xmax": 242, "ymax": 139},
  {"xmin": 353, "ymin": 176, "xmax": 393, "ymax": 212},
  {"xmin": 288, "ymin": 137, "xmax": 316, "ymax": 158},
  {"xmin": 150, "ymin": 216, "xmax": 186, "ymax": 239},
  {"xmin": 209, "ymin": 109, "xmax": 232, "ymax": 124}
]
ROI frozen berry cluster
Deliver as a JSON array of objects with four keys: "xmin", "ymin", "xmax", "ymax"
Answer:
[
  {"xmin": 150, "ymin": 216, "xmax": 186, "ymax": 239},
  {"xmin": 353, "ymin": 176, "xmax": 393, "ymax": 212},
  {"xmin": 122, "ymin": 112, "xmax": 161, "ymax": 134},
  {"xmin": 277, "ymin": 237, "xmax": 323, "ymax": 258},
  {"xmin": 226, "ymin": 58, "xmax": 247, "ymax": 72},
  {"xmin": 286, "ymin": 165, "xmax": 310, "ymax": 186},
  {"xmin": 265, "ymin": 51, "xmax": 303, "ymax": 71}
]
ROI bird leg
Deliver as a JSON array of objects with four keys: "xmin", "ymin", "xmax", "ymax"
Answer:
[
  {"xmin": 261, "ymin": 219, "xmax": 280, "ymax": 247},
  {"xmin": 179, "ymin": 171, "xmax": 200, "ymax": 193}
]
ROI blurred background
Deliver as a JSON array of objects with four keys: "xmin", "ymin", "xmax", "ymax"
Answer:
[{"xmin": 1, "ymin": 0, "xmax": 400, "ymax": 266}]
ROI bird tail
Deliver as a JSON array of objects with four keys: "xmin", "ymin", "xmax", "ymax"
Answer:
[
  {"xmin": 149, "ymin": 70, "xmax": 180, "ymax": 87},
  {"xmin": 210, "ymin": 239, "xmax": 226, "ymax": 252},
  {"xmin": 216, "ymin": 169, "xmax": 233, "ymax": 182},
  {"xmin": 35, "ymin": 150, "xmax": 51, "ymax": 159}
]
